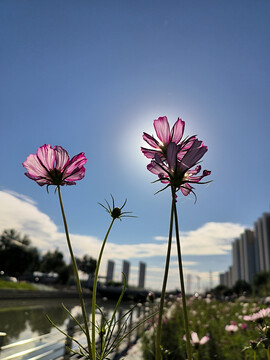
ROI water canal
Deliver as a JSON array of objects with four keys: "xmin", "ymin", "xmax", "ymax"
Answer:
[{"xmin": 0, "ymin": 296, "xmax": 137, "ymax": 359}]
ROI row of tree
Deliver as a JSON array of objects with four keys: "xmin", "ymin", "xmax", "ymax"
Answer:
[
  {"xmin": 0, "ymin": 229, "xmax": 96, "ymax": 285},
  {"xmin": 212, "ymin": 272, "xmax": 270, "ymax": 298}
]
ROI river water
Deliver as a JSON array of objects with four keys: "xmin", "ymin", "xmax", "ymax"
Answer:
[{"xmin": 0, "ymin": 297, "xmax": 136, "ymax": 359}]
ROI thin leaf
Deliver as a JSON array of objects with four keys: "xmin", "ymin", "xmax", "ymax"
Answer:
[
  {"xmin": 46, "ymin": 315, "xmax": 89, "ymax": 354},
  {"xmin": 61, "ymin": 303, "xmax": 87, "ymax": 336}
]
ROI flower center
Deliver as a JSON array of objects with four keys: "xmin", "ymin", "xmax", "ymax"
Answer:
[
  {"xmin": 183, "ymin": 173, "xmax": 190, "ymax": 181},
  {"xmin": 49, "ymin": 169, "xmax": 64, "ymax": 185}
]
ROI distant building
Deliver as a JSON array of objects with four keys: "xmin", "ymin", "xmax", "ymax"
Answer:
[
  {"xmin": 106, "ymin": 260, "xmax": 115, "ymax": 282},
  {"xmin": 220, "ymin": 212, "xmax": 270, "ymax": 288},
  {"xmin": 232, "ymin": 238, "xmax": 241, "ymax": 284},
  {"xmin": 254, "ymin": 218, "xmax": 266, "ymax": 272},
  {"xmin": 241, "ymin": 230, "xmax": 256, "ymax": 283},
  {"xmin": 256, "ymin": 213, "xmax": 270, "ymax": 271},
  {"xmin": 122, "ymin": 260, "xmax": 130, "ymax": 285},
  {"xmin": 138, "ymin": 262, "xmax": 146, "ymax": 288},
  {"xmin": 219, "ymin": 273, "xmax": 226, "ymax": 286}
]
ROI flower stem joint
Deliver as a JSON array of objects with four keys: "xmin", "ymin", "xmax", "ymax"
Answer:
[
  {"xmin": 111, "ymin": 207, "xmax": 122, "ymax": 219},
  {"xmin": 98, "ymin": 195, "xmax": 136, "ymax": 220}
]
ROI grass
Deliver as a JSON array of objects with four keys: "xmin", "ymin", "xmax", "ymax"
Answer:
[
  {"xmin": 0, "ymin": 280, "xmax": 36, "ymax": 290},
  {"xmin": 141, "ymin": 295, "xmax": 270, "ymax": 360}
]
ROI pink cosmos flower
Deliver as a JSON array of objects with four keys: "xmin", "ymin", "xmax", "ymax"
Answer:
[
  {"xmin": 225, "ymin": 324, "xmax": 238, "ymax": 333},
  {"xmin": 243, "ymin": 308, "xmax": 270, "ymax": 322},
  {"xmin": 141, "ymin": 116, "xmax": 196, "ymax": 161},
  {"xmin": 240, "ymin": 323, "xmax": 248, "ymax": 330},
  {"xmin": 183, "ymin": 331, "xmax": 210, "ymax": 346},
  {"xmin": 147, "ymin": 141, "xmax": 211, "ymax": 196},
  {"xmin": 23, "ymin": 144, "xmax": 87, "ymax": 187}
]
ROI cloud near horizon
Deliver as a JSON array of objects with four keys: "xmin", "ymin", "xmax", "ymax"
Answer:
[
  {"xmin": 154, "ymin": 221, "xmax": 246, "ymax": 255},
  {"xmin": 0, "ymin": 190, "xmax": 246, "ymax": 290}
]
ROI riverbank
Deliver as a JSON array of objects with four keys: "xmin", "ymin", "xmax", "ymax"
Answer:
[{"xmin": 0, "ymin": 286, "xmax": 91, "ymax": 299}]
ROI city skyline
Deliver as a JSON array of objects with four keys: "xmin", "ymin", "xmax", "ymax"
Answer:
[
  {"xmin": 1, "ymin": 1, "xmax": 270, "ymax": 291},
  {"xmin": 220, "ymin": 212, "xmax": 270, "ymax": 288}
]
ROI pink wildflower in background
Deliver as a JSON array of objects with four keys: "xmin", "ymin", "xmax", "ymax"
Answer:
[
  {"xmin": 243, "ymin": 307, "xmax": 270, "ymax": 322},
  {"xmin": 23, "ymin": 144, "xmax": 87, "ymax": 187},
  {"xmin": 240, "ymin": 323, "xmax": 248, "ymax": 330},
  {"xmin": 183, "ymin": 331, "xmax": 210, "ymax": 347},
  {"xmin": 225, "ymin": 324, "xmax": 238, "ymax": 333}
]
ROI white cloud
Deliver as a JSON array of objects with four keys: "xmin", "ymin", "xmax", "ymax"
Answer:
[
  {"xmin": 154, "ymin": 222, "xmax": 246, "ymax": 255},
  {"xmin": 170, "ymin": 260, "xmax": 198, "ymax": 267},
  {"xmin": 0, "ymin": 190, "xmax": 246, "ymax": 291}
]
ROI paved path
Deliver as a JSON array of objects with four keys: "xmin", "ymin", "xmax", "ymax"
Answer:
[{"xmin": 121, "ymin": 339, "xmax": 143, "ymax": 359}]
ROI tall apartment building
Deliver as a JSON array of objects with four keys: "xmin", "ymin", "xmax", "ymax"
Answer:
[
  {"xmin": 240, "ymin": 230, "xmax": 256, "ymax": 283},
  {"xmin": 138, "ymin": 262, "xmax": 146, "ymax": 288},
  {"xmin": 254, "ymin": 213, "xmax": 270, "ymax": 272},
  {"xmin": 122, "ymin": 260, "xmax": 130, "ymax": 285},
  {"xmin": 106, "ymin": 260, "xmax": 115, "ymax": 282},
  {"xmin": 232, "ymin": 238, "xmax": 241, "ymax": 284},
  {"xmin": 219, "ymin": 212, "xmax": 270, "ymax": 288}
]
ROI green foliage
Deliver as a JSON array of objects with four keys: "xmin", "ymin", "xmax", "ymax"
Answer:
[
  {"xmin": 0, "ymin": 229, "xmax": 40, "ymax": 277},
  {"xmin": 40, "ymin": 249, "xmax": 72, "ymax": 284},
  {"xmin": 232, "ymin": 280, "xmax": 252, "ymax": 296},
  {"xmin": 141, "ymin": 297, "xmax": 270, "ymax": 360},
  {"xmin": 0, "ymin": 229, "xmax": 96, "ymax": 285},
  {"xmin": 253, "ymin": 272, "xmax": 270, "ymax": 297},
  {"xmin": 40, "ymin": 249, "xmax": 65, "ymax": 273},
  {"xmin": 76, "ymin": 255, "xmax": 96, "ymax": 275},
  {"xmin": 58, "ymin": 264, "xmax": 73, "ymax": 284},
  {"xmin": 0, "ymin": 280, "xmax": 36, "ymax": 290},
  {"xmin": 211, "ymin": 285, "xmax": 229, "ymax": 298}
]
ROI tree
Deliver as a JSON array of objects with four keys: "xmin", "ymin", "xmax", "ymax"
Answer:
[
  {"xmin": 253, "ymin": 271, "xmax": 270, "ymax": 297},
  {"xmin": 212, "ymin": 284, "xmax": 229, "ymax": 299},
  {"xmin": 0, "ymin": 229, "xmax": 40, "ymax": 277},
  {"xmin": 40, "ymin": 249, "xmax": 74, "ymax": 284},
  {"xmin": 40, "ymin": 249, "xmax": 66, "ymax": 274},
  {"xmin": 76, "ymin": 255, "xmax": 96, "ymax": 276},
  {"xmin": 232, "ymin": 279, "xmax": 252, "ymax": 296}
]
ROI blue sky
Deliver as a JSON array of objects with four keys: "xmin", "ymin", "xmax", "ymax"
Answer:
[{"xmin": 0, "ymin": 0, "xmax": 270, "ymax": 291}]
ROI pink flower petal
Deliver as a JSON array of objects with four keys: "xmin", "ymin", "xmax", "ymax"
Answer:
[
  {"xmin": 166, "ymin": 142, "xmax": 179, "ymax": 169},
  {"xmin": 200, "ymin": 336, "xmax": 210, "ymax": 345},
  {"xmin": 62, "ymin": 153, "xmax": 87, "ymax": 183},
  {"xmin": 188, "ymin": 169, "xmax": 211, "ymax": 183},
  {"xmin": 37, "ymin": 144, "xmax": 55, "ymax": 171},
  {"xmin": 180, "ymin": 183, "xmax": 193, "ymax": 196},
  {"xmin": 191, "ymin": 332, "xmax": 200, "ymax": 344},
  {"xmin": 147, "ymin": 161, "xmax": 169, "ymax": 183},
  {"xmin": 55, "ymin": 146, "xmax": 70, "ymax": 171},
  {"xmin": 141, "ymin": 147, "xmax": 160, "ymax": 159},
  {"xmin": 187, "ymin": 165, "xmax": 201, "ymax": 175},
  {"xmin": 180, "ymin": 140, "xmax": 208, "ymax": 172},
  {"xmin": 170, "ymin": 118, "xmax": 185, "ymax": 143},
  {"xmin": 64, "ymin": 167, "xmax": 86, "ymax": 182},
  {"xmin": 154, "ymin": 116, "xmax": 170, "ymax": 143},
  {"xmin": 35, "ymin": 178, "xmax": 52, "ymax": 186},
  {"xmin": 23, "ymin": 154, "xmax": 49, "ymax": 178},
  {"xmin": 142, "ymin": 133, "xmax": 160, "ymax": 149}
]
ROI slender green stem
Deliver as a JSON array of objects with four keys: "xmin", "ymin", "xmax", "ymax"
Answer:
[
  {"xmin": 254, "ymin": 350, "xmax": 256, "ymax": 360},
  {"xmin": 267, "ymin": 346, "xmax": 270, "ymax": 360},
  {"xmin": 155, "ymin": 196, "xmax": 174, "ymax": 360},
  {"xmin": 91, "ymin": 218, "xmax": 115, "ymax": 360},
  {"xmin": 173, "ymin": 191, "xmax": 192, "ymax": 360},
  {"xmin": 57, "ymin": 186, "xmax": 92, "ymax": 360}
]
